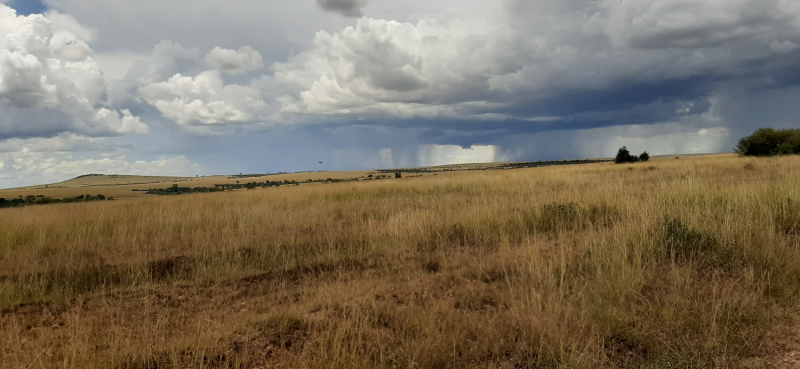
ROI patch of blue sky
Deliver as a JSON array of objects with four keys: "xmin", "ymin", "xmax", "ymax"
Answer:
[{"xmin": 9, "ymin": 0, "xmax": 47, "ymax": 15}]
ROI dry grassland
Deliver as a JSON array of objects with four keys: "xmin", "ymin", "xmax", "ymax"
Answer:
[
  {"xmin": 0, "ymin": 171, "xmax": 379, "ymax": 200},
  {"xmin": 1, "ymin": 154, "xmax": 800, "ymax": 368}
]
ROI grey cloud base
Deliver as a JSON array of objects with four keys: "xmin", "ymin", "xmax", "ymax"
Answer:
[{"xmin": 316, "ymin": 0, "xmax": 369, "ymax": 17}]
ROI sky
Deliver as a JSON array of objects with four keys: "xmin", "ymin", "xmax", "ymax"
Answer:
[{"xmin": 0, "ymin": 0, "xmax": 799, "ymax": 188}]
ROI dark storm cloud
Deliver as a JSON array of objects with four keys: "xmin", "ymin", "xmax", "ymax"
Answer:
[{"xmin": 315, "ymin": 0, "xmax": 368, "ymax": 17}]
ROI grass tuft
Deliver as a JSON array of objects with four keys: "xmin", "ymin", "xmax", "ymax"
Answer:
[
  {"xmin": 660, "ymin": 217, "xmax": 716, "ymax": 261},
  {"xmin": 775, "ymin": 198, "xmax": 800, "ymax": 235}
]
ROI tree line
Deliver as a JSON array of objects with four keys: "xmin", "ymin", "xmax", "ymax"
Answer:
[
  {"xmin": 735, "ymin": 127, "xmax": 800, "ymax": 156},
  {"xmin": 0, "ymin": 194, "xmax": 110, "ymax": 209},
  {"xmin": 613, "ymin": 127, "xmax": 800, "ymax": 162}
]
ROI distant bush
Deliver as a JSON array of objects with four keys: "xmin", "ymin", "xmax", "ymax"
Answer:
[
  {"xmin": 735, "ymin": 127, "xmax": 800, "ymax": 156},
  {"xmin": 146, "ymin": 184, "xmax": 222, "ymax": 195},
  {"xmin": 0, "ymin": 194, "xmax": 109, "ymax": 209},
  {"xmin": 145, "ymin": 177, "xmax": 359, "ymax": 195},
  {"xmin": 615, "ymin": 146, "xmax": 650, "ymax": 164}
]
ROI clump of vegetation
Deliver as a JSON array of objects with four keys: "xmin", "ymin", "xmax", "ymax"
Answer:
[
  {"xmin": 660, "ymin": 217, "xmax": 716, "ymax": 261},
  {"xmin": 145, "ymin": 178, "xmax": 354, "ymax": 195},
  {"xmin": 145, "ymin": 184, "xmax": 223, "ymax": 195},
  {"xmin": 498, "ymin": 158, "xmax": 611, "ymax": 169},
  {"xmin": 0, "ymin": 194, "xmax": 109, "ymax": 209},
  {"xmin": 775, "ymin": 198, "xmax": 800, "ymax": 235},
  {"xmin": 533, "ymin": 202, "xmax": 620, "ymax": 232},
  {"xmin": 736, "ymin": 127, "xmax": 800, "ymax": 156},
  {"xmin": 378, "ymin": 159, "xmax": 612, "ymax": 174},
  {"xmin": 251, "ymin": 314, "xmax": 308, "ymax": 350},
  {"xmin": 615, "ymin": 146, "xmax": 650, "ymax": 164},
  {"xmin": 418, "ymin": 222, "xmax": 499, "ymax": 253},
  {"xmin": 658, "ymin": 217, "xmax": 752, "ymax": 272},
  {"xmin": 421, "ymin": 257, "xmax": 441, "ymax": 274}
]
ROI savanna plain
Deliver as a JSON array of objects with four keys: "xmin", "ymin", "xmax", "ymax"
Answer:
[{"xmin": 2, "ymin": 154, "xmax": 800, "ymax": 369}]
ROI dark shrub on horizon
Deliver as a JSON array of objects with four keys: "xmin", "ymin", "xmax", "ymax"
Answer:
[
  {"xmin": 615, "ymin": 147, "xmax": 650, "ymax": 164},
  {"xmin": 0, "ymin": 194, "xmax": 109, "ymax": 209},
  {"xmin": 736, "ymin": 127, "xmax": 800, "ymax": 156},
  {"xmin": 615, "ymin": 147, "xmax": 635, "ymax": 164}
]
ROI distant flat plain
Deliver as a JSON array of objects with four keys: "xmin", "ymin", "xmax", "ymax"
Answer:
[
  {"xmin": 0, "ymin": 158, "xmax": 612, "ymax": 199},
  {"xmin": 3, "ymin": 152, "xmax": 798, "ymax": 368}
]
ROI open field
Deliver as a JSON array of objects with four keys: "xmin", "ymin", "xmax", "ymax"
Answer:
[
  {"xmin": 0, "ymin": 171, "xmax": 377, "ymax": 200},
  {"xmin": 0, "ymin": 158, "xmax": 609, "ymax": 200},
  {"xmin": 2, "ymin": 154, "xmax": 800, "ymax": 368}
]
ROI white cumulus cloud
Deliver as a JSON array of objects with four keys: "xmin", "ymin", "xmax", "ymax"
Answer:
[
  {"xmin": 138, "ymin": 70, "xmax": 270, "ymax": 125},
  {"xmin": 106, "ymin": 40, "xmax": 203, "ymax": 106},
  {"xmin": 0, "ymin": 5, "xmax": 148, "ymax": 139},
  {"xmin": 272, "ymin": 14, "xmax": 515, "ymax": 118}
]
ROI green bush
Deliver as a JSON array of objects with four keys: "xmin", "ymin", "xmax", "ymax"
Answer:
[
  {"xmin": 0, "ymin": 194, "xmax": 109, "ymax": 209},
  {"xmin": 615, "ymin": 146, "xmax": 636, "ymax": 164},
  {"xmin": 735, "ymin": 127, "xmax": 800, "ymax": 156},
  {"xmin": 615, "ymin": 147, "xmax": 650, "ymax": 164}
]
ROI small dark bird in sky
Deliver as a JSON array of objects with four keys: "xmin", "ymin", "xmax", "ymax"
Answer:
[{"xmin": 319, "ymin": 162, "xmax": 323, "ymax": 164}]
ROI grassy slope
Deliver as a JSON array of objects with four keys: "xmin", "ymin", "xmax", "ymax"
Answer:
[
  {"xmin": 1, "ymin": 154, "xmax": 799, "ymax": 368},
  {"xmin": 0, "ymin": 171, "xmax": 377, "ymax": 200}
]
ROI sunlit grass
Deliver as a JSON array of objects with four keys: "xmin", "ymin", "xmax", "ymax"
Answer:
[{"xmin": 1, "ymin": 154, "xmax": 799, "ymax": 368}]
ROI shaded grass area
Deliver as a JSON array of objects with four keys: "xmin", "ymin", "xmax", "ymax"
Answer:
[
  {"xmin": 1, "ymin": 200, "xmax": 621, "ymax": 306},
  {"xmin": 2, "ymin": 155, "xmax": 800, "ymax": 368}
]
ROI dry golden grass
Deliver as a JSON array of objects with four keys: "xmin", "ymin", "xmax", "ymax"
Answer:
[
  {"xmin": 1, "ymin": 154, "xmax": 799, "ymax": 368},
  {"xmin": 0, "ymin": 171, "xmax": 380, "ymax": 199}
]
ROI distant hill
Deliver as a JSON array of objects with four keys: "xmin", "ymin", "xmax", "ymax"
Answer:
[{"xmin": 42, "ymin": 174, "xmax": 192, "ymax": 188}]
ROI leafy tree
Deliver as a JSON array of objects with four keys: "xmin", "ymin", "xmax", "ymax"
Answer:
[
  {"xmin": 735, "ymin": 127, "xmax": 800, "ymax": 156},
  {"xmin": 778, "ymin": 142, "xmax": 795, "ymax": 155},
  {"xmin": 639, "ymin": 152, "xmax": 650, "ymax": 162},
  {"xmin": 615, "ymin": 146, "xmax": 630, "ymax": 164},
  {"xmin": 615, "ymin": 146, "xmax": 640, "ymax": 164}
]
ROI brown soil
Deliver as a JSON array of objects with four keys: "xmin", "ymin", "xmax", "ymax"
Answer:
[{"xmin": 769, "ymin": 318, "xmax": 800, "ymax": 369}]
